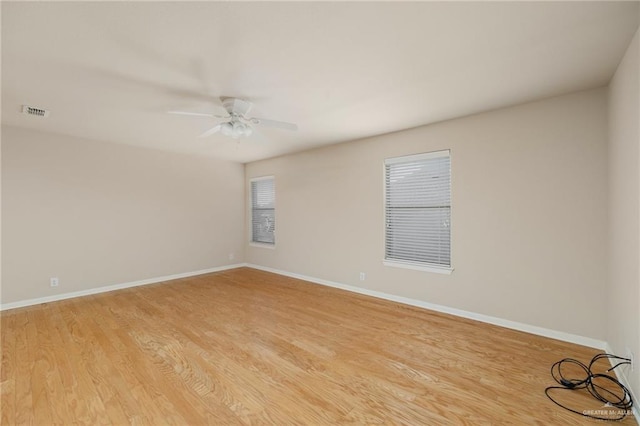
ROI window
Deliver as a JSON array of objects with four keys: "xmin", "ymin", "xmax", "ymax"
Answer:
[
  {"xmin": 384, "ymin": 150, "xmax": 452, "ymax": 273},
  {"xmin": 251, "ymin": 176, "xmax": 275, "ymax": 245}
]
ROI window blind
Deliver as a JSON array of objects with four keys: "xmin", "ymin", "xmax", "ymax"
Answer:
[
  {"xmin": 251, "ymin": 177, "xmax": 275, "ymax": 244},
  {"xmin": 385, "ymin": 150, "xmax": 451, "ymax": 268}
]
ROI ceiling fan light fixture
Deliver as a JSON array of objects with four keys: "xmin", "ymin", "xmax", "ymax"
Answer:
[
  {"xmin": 222, "ymin": 120, "xmax": 252, "ymax": 138},
  {"xmin": 232, "ymin": 121, "xmax": 243, "ymax": 135},
  {"xmin": 221, "ymin": 122, "xmax": 233, "ymax": 136}
]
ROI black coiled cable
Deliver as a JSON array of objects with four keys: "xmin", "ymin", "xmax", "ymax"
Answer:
[{"xmin": 545, "ymin": 353, "xmax": 633, "ymax": 421}]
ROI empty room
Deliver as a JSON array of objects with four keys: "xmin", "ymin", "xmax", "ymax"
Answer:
[{"xmin": 1, "ymin": 1, "xmax": 639, "ymax": 424}]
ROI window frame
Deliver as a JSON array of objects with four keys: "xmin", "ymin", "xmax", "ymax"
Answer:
[
  {"xmin": 250, "ymin": 175, "xmax": 276, "ymax": 248},
  {"xmin": 383, "ymin": 150, "xmax": 453, "ymax": 275}
]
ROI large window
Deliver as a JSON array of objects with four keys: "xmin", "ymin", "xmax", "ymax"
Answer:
[
  {"xmin": 251, "ymin": 177, "xmax": 276, "ymax": 245},
  {"xmin": 384, "ymin": 150, "xmax": 452, "ymax": 273}
]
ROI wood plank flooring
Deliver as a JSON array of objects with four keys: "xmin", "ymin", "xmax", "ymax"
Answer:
[{"xmin": 1, "ymin": 267, "xmax": 636, "ymax": 425}]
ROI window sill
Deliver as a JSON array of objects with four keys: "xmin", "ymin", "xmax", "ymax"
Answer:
[
  {"xmin": 383, "ymin": 260, "xmax": 453, "ymax": 275},
  {"xmin": 250, "ymin": 242, "xmax": 276, "ymax": 250}
]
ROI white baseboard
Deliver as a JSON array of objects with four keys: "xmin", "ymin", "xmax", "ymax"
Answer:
[
  {"xmin": 0, "ymin": 263, "xmax": 246, "ymax": 311},
  {"xmin": 246, "ymin": 263, "xmax": 608, "ymax": 350},
  {"xmin": 604, "ymin": 343, "xmax": 640, "ymax": 422}
]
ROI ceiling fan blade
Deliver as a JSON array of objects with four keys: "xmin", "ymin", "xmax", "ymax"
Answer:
[
  {"xmin": 250, "ymin": 117, "xmax": 298, "ymax": 131},
  {"xmin": 199, "ymin": 124, "xmax": 222, "ymax": 138},
  {"xmin": 168, "ymin": 110, "xmax": 214, "ymax": 118}
]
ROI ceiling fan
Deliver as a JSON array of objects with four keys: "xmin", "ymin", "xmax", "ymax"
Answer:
[{"xmin": 169, "ymin": 97, "xmax": 298, "ymax": 139}]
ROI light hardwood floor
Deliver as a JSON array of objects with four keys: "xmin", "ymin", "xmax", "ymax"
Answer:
[{"xmin": 1, "ymin": 268, "xmax": 636, "ymax": 425}]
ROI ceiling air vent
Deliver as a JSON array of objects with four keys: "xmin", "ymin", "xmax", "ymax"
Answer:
[{"xmin": 22, "ymin": 105, "xmax": 50, "ymax": 118}]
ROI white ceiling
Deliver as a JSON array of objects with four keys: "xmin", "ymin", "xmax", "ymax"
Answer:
[{"xmin": 2, "ymin": 2, "xmax": 639, "ymax": 163}]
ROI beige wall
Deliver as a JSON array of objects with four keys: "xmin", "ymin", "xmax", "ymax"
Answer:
[
  {"xmin": 608, "ymin": 28, "xmax": 639, "ymax": 401},
  {"xmin": 1, "ymin": 126, "xmax": 245, "ymax": 304},
  {"xmin": 246, "ymin": 88, "xmax": 609, "ymax": 340}
]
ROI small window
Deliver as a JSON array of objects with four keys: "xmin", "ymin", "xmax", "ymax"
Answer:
[
  {"xmin": 251, "ymin": 177, "xmax": 275, "ymax": 245},
  {"xmin": 384, "ymin": 150, "xmax": 451, "ymax": 272}
]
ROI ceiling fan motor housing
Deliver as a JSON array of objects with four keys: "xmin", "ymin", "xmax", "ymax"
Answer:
[{"xmin": 221, "ymin": 97, "xmax": 252, "ymax": 116}]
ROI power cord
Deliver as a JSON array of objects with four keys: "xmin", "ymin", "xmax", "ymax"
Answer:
[{"xmin": 545, "ymin": 353, "xmax": 633, "ymax": 421}]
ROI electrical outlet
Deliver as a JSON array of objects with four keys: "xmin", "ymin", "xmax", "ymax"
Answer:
[
  {"xmin": 50, "ymin": 277, "xmax": 59, "ymax": 287},
  {"xmin": 359, "ymin": 272, "xmax": 366, "ymax": 281},
  {"xmin": 229, "ymin": 253, "xmax": 235, "ymax": 261},
  {"xmin": 626, "ymin": 348, "xmax": 634, "ymax": 372}
]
